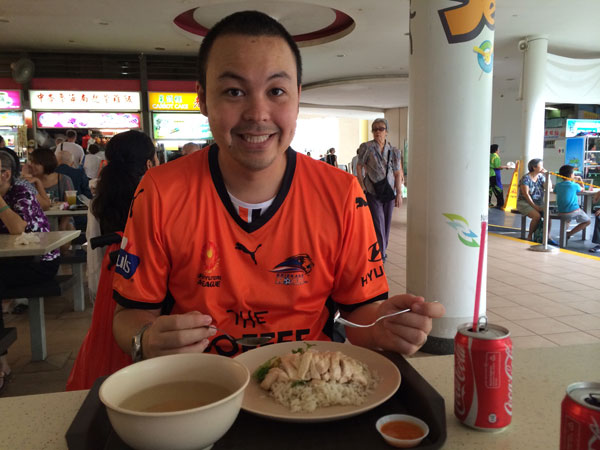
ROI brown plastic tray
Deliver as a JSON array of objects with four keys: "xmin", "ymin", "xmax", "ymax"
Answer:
[{"xmin": 66, "ymin": 351, "xmax": 446, "ymax": 449}]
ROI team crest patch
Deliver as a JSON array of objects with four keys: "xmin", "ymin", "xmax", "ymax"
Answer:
[
  {"xmin": 271, "ymin": 253, "xmax": 314, "ymax": 285},
  {"xmin": 198, "ymin": 241, "xmax": 222, "ymax": 288}
]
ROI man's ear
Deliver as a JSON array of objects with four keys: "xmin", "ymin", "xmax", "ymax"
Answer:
[{"xmin": 196, "ymin": 81, "xmax": 208, "ymax": 116}]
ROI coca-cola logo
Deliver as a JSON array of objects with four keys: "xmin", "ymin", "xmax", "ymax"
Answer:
[
  {"xmin": 455, "ymin": 344, "xmax": 467, "ymax": 416},
  {"xmin": 504, "ymin": 344, "xmax": 513, "ymax": 416},
  {"xmin": 590, "ymin": 416, "xmax": 600, "ymax": 449}
]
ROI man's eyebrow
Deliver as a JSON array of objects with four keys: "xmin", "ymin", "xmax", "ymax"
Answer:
[{"xmin": 217, "ymin": 71, "xmax": 292, "ymax": 82}]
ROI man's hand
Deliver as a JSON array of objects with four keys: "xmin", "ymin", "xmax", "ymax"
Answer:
[
  {"xmin": 142, "ymin": 311, "xmax": 215, "ymax": 359},
  {"xmin": 395, "ymin": 194, "xmax": 402, "ymax": 208},
  {"xmin": 370, "ymin": 295, "xmax": 445, "ymax": 355}
]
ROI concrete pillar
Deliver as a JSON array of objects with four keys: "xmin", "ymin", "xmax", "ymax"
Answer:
[
  {"xmin": 520, "ymin": 35, "xmax": 549, "ymax": 164},
  {"xmin": 407, "ymin": 0, "xmax": 495, "ymax": 354}
]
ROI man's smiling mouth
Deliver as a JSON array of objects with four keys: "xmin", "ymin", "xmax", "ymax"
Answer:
[{"xmin": 241, "ymin": 134, "xmax": 271, "ymax": 143}]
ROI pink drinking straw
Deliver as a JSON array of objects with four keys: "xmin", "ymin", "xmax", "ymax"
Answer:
[{"xmin": 472, "ymin": 216, "xmax": 487, "ymax": 332}]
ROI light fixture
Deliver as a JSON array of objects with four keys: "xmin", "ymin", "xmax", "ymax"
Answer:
[{"xmin": 545, "ymin": 106, "xmax": 559, "ymax": 111}]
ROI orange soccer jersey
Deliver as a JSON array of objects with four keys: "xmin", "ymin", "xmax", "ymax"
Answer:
[{"xmin": 113, "ymin": 146, "xmax": 388, "ymax": 356}]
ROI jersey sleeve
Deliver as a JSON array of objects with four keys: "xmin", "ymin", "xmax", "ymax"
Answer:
[
  {"xmin": 331, "ymin": 177, "xmax": 388, "ymax": 310},
  {"xmin": 112, "ymin": 172, "xmax": 169, "ymax": 309}
]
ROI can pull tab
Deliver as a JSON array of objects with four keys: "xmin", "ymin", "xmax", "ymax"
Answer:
[
  {"xmin": 476, "ymin": 315, "xmax": 488, "ymax": 332},
  {"xmin": 585, "ymin": 393, "xmax": 600, "ymax": 407}
]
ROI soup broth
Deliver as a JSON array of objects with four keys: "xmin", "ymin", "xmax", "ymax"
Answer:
[{"xmin": 119, "ymin": 381, "xmax": 232, "ymax": 413}]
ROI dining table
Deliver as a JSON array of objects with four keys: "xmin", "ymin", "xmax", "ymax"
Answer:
[
  {"xmin": 45, "ymin": 207, "xmax": 88, "ymax": 231},
  {"xmin": 0, "ymin": 342, "xmax": 597, "ymax": 449},
  {"xmin": 0, "ymin": 230, "xmax": 81, "ymax": 258}
]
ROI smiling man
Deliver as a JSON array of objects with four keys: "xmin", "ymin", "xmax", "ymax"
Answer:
[{"xmin": 112, "ymin": 11, "xmax": 444, "ymax": 362}]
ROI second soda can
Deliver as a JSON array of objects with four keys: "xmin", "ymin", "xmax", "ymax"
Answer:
[{"xmin": 454, "ymin": 323, "xmax": 513, "ymax": 431}]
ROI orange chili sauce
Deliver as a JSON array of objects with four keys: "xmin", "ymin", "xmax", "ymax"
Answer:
[{"xmin": 381, "ymin": 420, "xmax": 424, "ymax": 440}]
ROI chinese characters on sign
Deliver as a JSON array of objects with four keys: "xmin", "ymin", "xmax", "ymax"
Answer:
[
  {"xmin": 148, "ymin": 92, "xmax": 200, "ymax": 111},
  {"xmin": 29, "ymin": 91, "xmax": 141, "ymax": 110}
]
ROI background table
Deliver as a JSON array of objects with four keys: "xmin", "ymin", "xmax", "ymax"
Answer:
[
  {"xmin": 45, "ymin": 208, "xmax": 88, "ymax": 231},
  {"xmin": 0, "ymin": 231, "xmax": 81, "ymax": 258}
]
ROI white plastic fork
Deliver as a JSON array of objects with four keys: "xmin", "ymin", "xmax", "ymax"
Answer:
[{"xmin": 333, "ymin": 308, "xmax": 411, "ymax": 328}]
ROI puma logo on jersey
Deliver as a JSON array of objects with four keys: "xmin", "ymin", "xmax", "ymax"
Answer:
[
  {"xmin": 439, "ymin": 0, "xmax": 495, "ymax": 44},
  {"xmin": 355, "ymin": 197, "xmax": 368, "ymax": 208},
  {"xmin": 128, "ymin": 189, "xmax": 145, "ymax": 218},
  {"xmin": 235, "ymin": 242, "xmax": 262, "ymax": 265}
]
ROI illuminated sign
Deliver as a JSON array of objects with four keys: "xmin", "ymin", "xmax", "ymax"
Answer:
[
  {"xmin": 0, "ymin": 112, "xmax": 24, "ymax": 126},
  {"xmin": 0, "ymin": 90, "xmax": 22, "ymax": 110},
  {"xmin": 153, "ymin": 113, "xmax": 211, "ymax": 140},
  {"xmin": 30, "ymin": 90, "xmax": 140, "ymax": 110},
  {"xmin": 566, "ymin": 119, "xmax": 600, "ymax": 137},
  {"xmin": 37, "ymin": 112, "xmax": 140, "ymax": 129},
  {"xmin": 148, "ymin": 92, "xmax": 200, "ymax": 111}
]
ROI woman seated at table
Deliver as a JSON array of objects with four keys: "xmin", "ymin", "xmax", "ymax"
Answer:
[
  {"xmin": 67, "ymin": 130, "xmax": 158, "ymax": 391},
  {"xmin": 0, "ymin": 151, "xmax": 60, "ymax": 394},
  {"xmin": 22, "ymin": 148, "xmax": 75, "ymax": 212},
  {"xmin": 517, "ymin": 158, "xmax": 550, "ymax": 241}
]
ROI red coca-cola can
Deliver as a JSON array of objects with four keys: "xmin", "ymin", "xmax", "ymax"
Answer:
[
  {"xmin": 454, "ymin": 323, "xmax": 512, "ymax": 431},
  {"xmin": 560, "ymin": 382, "xmax": 600, "ymax": 450}
]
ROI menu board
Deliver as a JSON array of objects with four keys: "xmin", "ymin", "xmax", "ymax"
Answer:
[
  {"xmin": 0, "ymin": 112, "xmax": 24, "ymax": 126},
  {"xmin": 37, "ymin": 112, "xmax": 141, "ymax": 129},
  {"xmin": 153, "ymin": 113, "xmax": 212, "ymax": 140},
  {"xmin": 566, "ymin": 119, "xmax": 600, "ymax": 137},
  {"xmin": 0, "ymin": 90, "xmax": 22, "ymax": 110}
]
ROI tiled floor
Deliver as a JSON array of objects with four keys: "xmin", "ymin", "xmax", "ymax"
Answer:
[{"xmin": 1, "ymin": 206, "xmax": 599, "ymax": 398}]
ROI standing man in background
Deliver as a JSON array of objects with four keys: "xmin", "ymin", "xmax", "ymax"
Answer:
[
  {"xmin": 489, "ymin": 144, "xmax": 508, "ymax": 209},
  {"xmin": 356, "ymin": 118, "xmax": 403, "ymax": 263},
  {"xmin": 56, "ymin": 130, "xmax": 85, "ymax": 168}
]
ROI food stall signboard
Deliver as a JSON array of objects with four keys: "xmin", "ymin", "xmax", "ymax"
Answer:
[
  {"xmin": 37, "ymin": 112, "xmax": 141, "ymax": 129},
  {"xmin": 153, "ymin": 113, "xmax": 212, "ymax": 140},
  {"xmin": 149, "ymin": 92, "xmax": 200, "ymax": 111},
  {"xmin": 0, "ymin": 90, "xmax": 22, "ymax": 110},
  {"xmin": 566, "ymin": 119, "xmax": 600, "ymax": 137},
  {"xmin": 0, "ymin": 112, "xmax": 24, "ymax": 126},
  {"xmin": 30, "ymin": 90, "xmax": 141, "ymax": 111}
]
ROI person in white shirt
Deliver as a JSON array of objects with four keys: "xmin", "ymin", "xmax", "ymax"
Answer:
[
  {"xmin": 55, "ymin": 129, "xmax": 84, "ymax": 167},
  {"xmin": 83, "ymin": 143, "xmax": 102, "ymax": 179}
]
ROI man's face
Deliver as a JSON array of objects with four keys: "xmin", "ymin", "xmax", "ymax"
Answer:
[{"xmin": 198, "ymin": 34, "xmax": 300, "ymax": 172}]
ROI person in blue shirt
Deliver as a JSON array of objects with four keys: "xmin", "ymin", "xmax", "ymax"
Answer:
[{"xmin": 554, "ymin": 165, "xmax": 591, "ymax": 247}]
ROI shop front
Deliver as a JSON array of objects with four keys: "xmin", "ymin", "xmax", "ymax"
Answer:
[
  {"xmin": 0, "ymin": 89, "xmax": 29, "ymax": 156},
  {"xmin": 149, "ymin": 92, "xmax": 212, "ymax": 158},
  {"xmin": 30, "ymin": 90, "xmax": 142, "ymax": 148}
]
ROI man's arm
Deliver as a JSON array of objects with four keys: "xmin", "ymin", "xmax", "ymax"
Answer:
[
  {"xmin": 113, "ymin": 305, "xmax": 214, "ymax": 359},
  {"xmin": 342, "ymin": 296, "xmax": 445, "ymax": 355}
]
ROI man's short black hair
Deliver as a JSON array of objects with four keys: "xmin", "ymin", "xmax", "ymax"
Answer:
[
  {"xmin": 197, "ymin": 10, "xmax": 302, "ymax": 90},
  {"xmin": 490, "ymin": 144, "xmax": 499, "ymax": 154},
  {"xmin": 558, "ymin": 164, "xmax": 574, "ymax": 178}
]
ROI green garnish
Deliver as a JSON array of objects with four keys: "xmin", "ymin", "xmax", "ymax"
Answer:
[
  {"xmin": 291, "ymin": 380, "xmax": 307, "ymax": 387},
  {"xmin": 291, "ymin": 342, "xmax": 316, "ymax": 354},
  {"xmin": 253, "ymin": 356, "xmax": 279, "ymax": 382}
]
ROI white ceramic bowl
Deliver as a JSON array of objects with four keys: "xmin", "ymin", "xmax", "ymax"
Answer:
[
  {"xmin": 375, "ymin": 414, "xmax": 430, "ymax": 448},
  {"xmin": 99, "ymin": 353, "xmax": 250, "ymax": 450}
]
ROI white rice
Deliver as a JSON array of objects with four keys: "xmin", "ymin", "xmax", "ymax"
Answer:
[{"xmin": 268, "ymin": 363, "xmax": 378, "ymax": 412}]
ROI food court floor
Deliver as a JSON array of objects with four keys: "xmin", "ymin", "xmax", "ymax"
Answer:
[{"xmin": 1, "ymin": 206, "xmax": 599, "ymax": 398}]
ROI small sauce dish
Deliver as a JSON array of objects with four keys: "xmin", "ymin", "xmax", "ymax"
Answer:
[{"xmin": 376, "ymin": 414, "xmax": 430, "ymax": 448}]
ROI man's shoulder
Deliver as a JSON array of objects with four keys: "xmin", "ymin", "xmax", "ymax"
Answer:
[{"xmin": 147, "ymin": 146, "xmax": 208, "ymax": 184}]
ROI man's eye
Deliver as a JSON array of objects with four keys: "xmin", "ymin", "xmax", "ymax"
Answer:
[
  {"xmin": 270, "ymin": 88, "xmax": 285, "ymax": 96},
  {"xmin": 226, "ymin": 89, "xmax": 244, "ymax": 97}
]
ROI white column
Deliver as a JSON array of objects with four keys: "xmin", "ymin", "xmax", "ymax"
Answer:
[
  {"xmin": 407, "ymin": 0, "xmax": 495, "ymax": 353},
  {"xmin": 520, "ymin": 35, "xmax": 549, "ymax": 165}
]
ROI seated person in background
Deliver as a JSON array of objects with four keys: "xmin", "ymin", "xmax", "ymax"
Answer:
[
  {"xmin": 554, "ymin": 165, "xmax": 591, "ymax": 246},
  {"xmin": 24, "ymin": 148, "xmax": 74, "ymax": 210},
  {"xmin": 590, "ymin": 190, "xmax": 600, "ymax": 253},
  {"xmin": 517, "ymin": 158, "xmax": 549, "ymax": 241},
  {"xmin": 83, "ymin": 143, "xmax": 102, "ymax": 180},
  {"xmin": 0, "ymin": 151, "xmax": 60, "ymax": 394},
  {"xmin": 55, "ymin": 150, "xmax": 93, "ymax": 200},
  {"xmin": 181, "ymin": 142, "xmax": 201, "ymax": 156},
  {"xmin": 55, "ymin": 129, "xmax": 84, "ymax": 168},
  {"xmin": 67, "ymin": 130, "xmax": 158, "ymax": 390},
  {"xmin": 111, "ymin": 11, "xmax": 444, "ymax": 364},
  {"xmin": 0, "ymin": 149, "xmax": 37, "ymax": 199}
]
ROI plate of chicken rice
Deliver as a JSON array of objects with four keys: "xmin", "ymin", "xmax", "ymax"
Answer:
[{"xmin": 234, "ymin": 341, "xmax": 401, "ymax": 422}]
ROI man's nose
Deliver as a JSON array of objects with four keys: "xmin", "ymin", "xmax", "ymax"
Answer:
[{"xmin": 242, "ymin": 93, "xmax": 269, "ymax": 122}]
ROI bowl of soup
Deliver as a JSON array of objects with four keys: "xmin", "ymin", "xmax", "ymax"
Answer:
[
  {"xmin": 375, "ymin": 414, "xmax": 429, "ymax": 448},
  {"xmin": 99, "ymin": 353, "xmax": 250, "ymax": 450}
]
